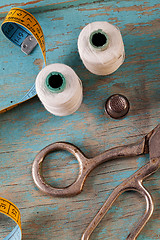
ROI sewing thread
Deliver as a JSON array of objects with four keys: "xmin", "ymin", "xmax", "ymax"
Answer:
[
  {"xmin": 36, "ymin": 63, "xmax": 83, "ymax": 116},
  {"xmin": 78, "ymin": 21, "xmax": 125, "ymax": 75}
]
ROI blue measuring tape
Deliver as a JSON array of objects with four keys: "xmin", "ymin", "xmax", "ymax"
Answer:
[
  {"xmin": 1, "ymin": 7, "xmax": 46, "ymax": 113},
  {"xmin": 2, "ymin": 22, "xmax": 31, "ymax": 47},
  {"xmin": 4, "ymin": 225, "xmax": 21, "ymax": 240}
]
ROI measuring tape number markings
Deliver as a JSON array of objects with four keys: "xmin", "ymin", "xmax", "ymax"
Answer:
[
  {"xmin": 1, "ymin": 7, "xmax": 47, "ymax": 113},
  {"xmin": 0, "ymin": 197, "xmax": 22, "ymax": 240}
]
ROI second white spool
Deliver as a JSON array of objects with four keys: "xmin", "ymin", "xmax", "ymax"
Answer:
[
  {"xmin": 78, "ymin": 21, "xmax": 125, "ymax": 75},
  {"xmin": 36, "ymin": 63, "xmax": 83, "ymax": 116}
]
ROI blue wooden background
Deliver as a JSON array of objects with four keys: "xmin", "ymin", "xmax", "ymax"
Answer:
[{"xmin": 0, "ymin": 0, "xmax": 160, "ymax": 239}]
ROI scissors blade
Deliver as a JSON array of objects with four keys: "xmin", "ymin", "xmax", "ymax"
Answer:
[{"xmin": 149, "ymin": 124, "xmax": 160, "ymax": 160}]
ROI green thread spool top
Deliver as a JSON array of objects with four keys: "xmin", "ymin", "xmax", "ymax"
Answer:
[
  {"xmin": 45, "ymin": 72, "xmax": 66, "ymax": 93},
  {"xmin": 89, "ymin": 29, "xmax": 109, "ymax": 50}
]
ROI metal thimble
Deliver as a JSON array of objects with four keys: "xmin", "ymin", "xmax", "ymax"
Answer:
[{"xmin": 105, "ymin": 94, "xmax": 130, "ymax": 119}]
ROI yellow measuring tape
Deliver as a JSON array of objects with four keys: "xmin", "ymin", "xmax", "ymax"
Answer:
[
  {"xmin": 1, "ymin": 7, "xmax": 47, "ymax": 113},
  {"xmin": 0, "ymin": 197, "xmax": 22, "ymax": 239}
]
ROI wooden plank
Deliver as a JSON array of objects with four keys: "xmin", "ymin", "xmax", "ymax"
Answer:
[
  {"xmin": 0, "ymin": 0, "xmax": 102, "ymax": 15},
  {"xmin": 0, "ymin": 0, "xmax": 160, "ymax": 239}
]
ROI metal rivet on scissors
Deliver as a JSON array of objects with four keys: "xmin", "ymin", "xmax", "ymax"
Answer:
[{"xmin": 32, "ymin": 124, "xmax": 160, "ymax": 239}]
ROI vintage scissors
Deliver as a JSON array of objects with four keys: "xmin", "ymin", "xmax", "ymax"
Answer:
[{"xmin": 32, "ymin": 124, "xmax": 160, "ymax": 239}]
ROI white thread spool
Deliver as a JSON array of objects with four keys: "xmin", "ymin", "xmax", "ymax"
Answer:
[
  {"xmin": 36, "ymin": 63, "xmax": 83, "ymax": 116},
  {"xmin": 78, "ymin": 21, "xmax": 125, "ymax": 75}
]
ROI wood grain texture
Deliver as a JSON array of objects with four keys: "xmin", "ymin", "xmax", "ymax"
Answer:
[{"xmin": 0, "ymin": 0, "xmax": 160, "ymax": 239}]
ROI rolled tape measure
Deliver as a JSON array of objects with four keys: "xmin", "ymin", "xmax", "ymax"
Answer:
[
  {"xmin": 0, "ymin": 197, "xmax": 22, "ymax": 240},
  {"xmin": 1, "ymin": 7, "xmax": 46, "ymax": 113}
]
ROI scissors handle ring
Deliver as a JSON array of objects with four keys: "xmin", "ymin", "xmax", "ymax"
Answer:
[
  {"xmin": 32, "ymin": 142, "xmax": 89, "ymax": 196},
  {"xmin": 32, "ymin": 139, "xmax": 146, "ymax": 197}
]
